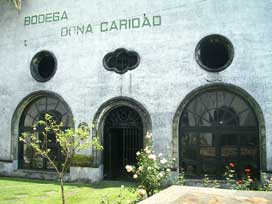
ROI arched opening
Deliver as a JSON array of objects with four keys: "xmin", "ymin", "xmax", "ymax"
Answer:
[
  {"xmin": 173, "ymin": 84, "xmax": 265, "ymax": 179},
  {"xmin": 16, "ymin": 94, "xmax": 73, "ymax": 170},
  {"xmin": 103, "ymin": 106, "xmax": 143, "ymax": 179},
  {"xmin": 92, "ymin": 97, "xmax": 152, "ymax": 180}
]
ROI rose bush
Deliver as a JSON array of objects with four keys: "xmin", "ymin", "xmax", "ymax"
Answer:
[
  {"xmin": 224, "ymin": 162, "xmax": 237, "ymax": 188},
  {"xmin": 235, "ymin": 167, "xmax": 254, "ymax": 190},
  {"xmin": 224, "ymin": 162, "xmax": 255, "ymax": 190},
  {"xmin": 125, "ymin": 132, "xmax": 173, "ymax": 198}
]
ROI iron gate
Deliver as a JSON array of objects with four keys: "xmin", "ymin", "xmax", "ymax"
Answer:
[{"xmin": 104, "ymin": 106, "xmax": 143, "ymax": 179}]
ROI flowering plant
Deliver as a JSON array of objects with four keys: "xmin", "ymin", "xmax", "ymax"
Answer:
[
  {"xmin": 224, "ymin": 162, "xmax": 237, "ymax": 188},
  {"xmin": 125, "ymin": 132, "xmax": 173, "ymax": 198},
  {"xmin": 224, "ymin": 162, "xmax": 255, "ymax": 190},
  {"xmin": 235, "ymin": 168, "xmax": 254, "ymax": 190}
]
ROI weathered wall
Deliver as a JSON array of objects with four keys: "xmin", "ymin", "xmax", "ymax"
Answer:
[{"xmin": 0, "ymin": 0, "xmax": 272, "ymax": 172}]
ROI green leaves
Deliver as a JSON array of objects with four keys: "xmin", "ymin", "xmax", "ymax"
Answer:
[
  {"xmin": 92, "ymin": 137, "xmax": 103, "ymax": 151},
  {"xmin": 19, "ymin": 113, "xmax": 103, "ymax": 174}
]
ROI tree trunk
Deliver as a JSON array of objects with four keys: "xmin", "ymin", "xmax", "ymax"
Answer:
[{"xmin": 60, "ymin": 177, "xmax": 65, "ymax": 204}]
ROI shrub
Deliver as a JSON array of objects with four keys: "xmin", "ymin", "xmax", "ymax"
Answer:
[{"xmin": 260, "ymin": 172, "xmax": 272, "ymax": 191}]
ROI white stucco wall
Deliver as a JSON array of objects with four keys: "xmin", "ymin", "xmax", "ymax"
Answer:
[{"xmin": 0, "ymin": 0, "xmax": 272, "ymax": 173}]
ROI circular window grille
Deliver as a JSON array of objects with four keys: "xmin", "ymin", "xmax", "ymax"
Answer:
[
  {"xmin": 30, "ymin": 51, "xmax": 57, "ymax": 82},
  {"xmin": 195, "ymin": 34, "xmax": 234, "ymax": 72}
]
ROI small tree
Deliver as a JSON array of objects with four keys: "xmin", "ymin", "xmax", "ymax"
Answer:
[{"xmin": 20, "ymin": 114, "xmax": 103, "ymax": 204}]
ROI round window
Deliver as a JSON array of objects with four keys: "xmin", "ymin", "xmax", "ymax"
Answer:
[
  {"xmin": 195, "ymin": 34, "xmax": 234, "ymax": 72},
  {"xmin": 30, "ymin": 51, "xmax": 57, "ymax": 82}
]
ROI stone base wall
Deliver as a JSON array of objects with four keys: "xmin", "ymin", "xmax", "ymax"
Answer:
[
  {"xmin": 0, "ymin": 162, "xmax": 103, "ymax": 183},
  {"xmin": 0, "ymin": 161, "xmax": 16, "ymax": 176},
  {"xmin": 70, "ymin": 165, "xmax": 103, "ymax": 183},
  {"xmin": 10, "ymin": 170, "xmax": 70, "ymax": 181}
]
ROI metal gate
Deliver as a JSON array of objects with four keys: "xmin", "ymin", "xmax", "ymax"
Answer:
[{"xmin": 104, "ymin": 106, "xmax": 143, "ymax": 179}]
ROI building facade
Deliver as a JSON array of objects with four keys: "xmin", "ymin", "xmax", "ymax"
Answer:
[{"xmin": 0, "ymin": 0, "xmax": 271, "ymax": 181}]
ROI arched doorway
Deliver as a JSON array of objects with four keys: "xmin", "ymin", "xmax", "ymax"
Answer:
[
  {"xmin": 178, "ymin": 88, "xmax": 260, "ymax": 179},
  {"xmin": 103, "ymin": 106, "xmax": 143, "ymax": 179},
  {"xmin": 17, "ymin": 94, "xmax": 73, "ymax": 170}
]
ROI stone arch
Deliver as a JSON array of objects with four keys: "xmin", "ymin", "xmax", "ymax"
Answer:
[
  {"xmin": 172, "ymin": 83, "xmax": 266, "ymax": 172},
  {"xmin": 11, "ymin": 91, "xmax": 74, "ymax": 166},
  {"xmin": 92, "ymin": 97, "xmax": 152, "ymax": 167}
]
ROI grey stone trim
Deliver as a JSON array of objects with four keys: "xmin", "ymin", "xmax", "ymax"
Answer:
[{"xmin": 10, "ymin": 90, "xmax": 74, "ymax": 164}]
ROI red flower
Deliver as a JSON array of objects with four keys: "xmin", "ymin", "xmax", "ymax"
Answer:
[
  {"xmin": 244, "ymin": 168, "xmax": 251, "ymax": 174},
  {"xmin": 229, "ymin": 162, "xmax": 235, "ymax": 168},
  {"xmin": 236, "ymin": 180, "xmax": 243, "ymax": 184}
]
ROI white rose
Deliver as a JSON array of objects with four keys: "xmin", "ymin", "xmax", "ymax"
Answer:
[
  {"xmin": 146, "ymin": 132, "xmax": 152, "ymax": 139},
  {"xmin": 125, "ymin": 165, "xmax": 133, "ymax": 173},
  {"xmin": 138, "ymin": 189, "xmax": 147, "ymax": 197},
  {"xmin": 159, "ymin": 172, "xmax": 164, "ymax": 177},
  {"xmin": 146, "ymin": 149, "xmax": 151, "ymax": 154},
  {"xmin": 148, "ymin": 154, "xmax": 156, "ymax": 160},
  {"xmin": 158, "ymin": 153, "xmax": 163, "ymax": 157},
  {"xmin": 166, "ymin": 168, "xmax": 171, "ymax": 172},
  {"xmin": 136, "ymin": 151, "xmax": 140, "ymax": 156},
  {"xmin": 133, "ymin": 174, "xmax": 138, "ymax": 179},
  {"xmin": 160, "ymin": 158, "xmax": 167, "ymax": 164},
  {"xmin": 139, "ymin": 166, "xmax": 143, "ymax": 171}
]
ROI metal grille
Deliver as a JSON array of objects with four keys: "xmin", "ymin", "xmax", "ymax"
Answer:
[
  {"xmin": 104, "ymin": 106, "xmax": 143, "ymax": 179},
  {"xmin": 179, "ymin": 89, "xmax": 259, "ymax": 179},
  {"xmin": 103, "ymin": 48, "xmax": 140, "ymax": 74},
  {"xmin": 122, "ymin": 128, "xmax": 141, "ymax": 168}
]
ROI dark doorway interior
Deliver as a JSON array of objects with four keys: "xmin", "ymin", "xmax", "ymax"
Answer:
[{"xmin": 104, "ymin": 106, "xmax": 143, "ymax": 180}]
